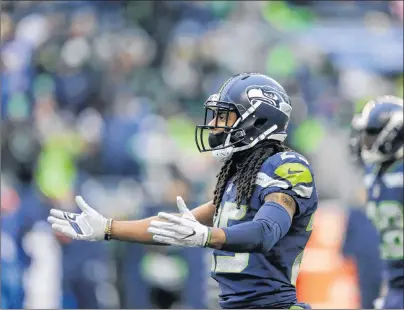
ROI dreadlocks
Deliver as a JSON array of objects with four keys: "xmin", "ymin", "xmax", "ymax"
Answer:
[{"xmin": 212, "ymin": 140, "xmax": 291, "ymax": 216}]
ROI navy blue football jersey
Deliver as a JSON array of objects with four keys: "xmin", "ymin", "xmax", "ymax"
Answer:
[
  {"xmin": 364, "ymin": 159, "xmax": 404, "ymax": 289},
  {"xmin": 211, "ymin": 151, "xmax": 318, "ymax": 309}
]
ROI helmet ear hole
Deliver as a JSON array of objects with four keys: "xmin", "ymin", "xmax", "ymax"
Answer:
[{"xmin": 254, "ymin": 118, "xmax": 267, "ymax": 129}]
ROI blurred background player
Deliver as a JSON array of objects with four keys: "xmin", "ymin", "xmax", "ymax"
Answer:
[
  {"xmin": 295, "ymin": 200, "xmax": 383, "ymax": 309},
  {"xmin": 1, "ymin": 1, "xmax": 403, "ymax": 308},
  {"xmin": 0, "ymin": 169, "xmax": 115, "ymax": 309},
  {"xmin": 350, "ymin": 95, "xmax": 403, "ymax": 309}
]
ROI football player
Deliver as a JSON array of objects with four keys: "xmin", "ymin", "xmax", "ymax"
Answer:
[
  {"xmin": 48, "ymin": 73, "xmax": 318, "ymax": 309},
  {"xmin": 350, "ymin": 95, "xmax": 403, "ymax": 309}
]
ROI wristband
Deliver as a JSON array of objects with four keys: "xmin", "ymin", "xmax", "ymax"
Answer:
[
  {"xmin": 104, "ymin": 219, "xmax": 113, "ymax": 241},
  {"xmin": 204, "ymin": 227, "xmax": 213, "ymax": 247}
]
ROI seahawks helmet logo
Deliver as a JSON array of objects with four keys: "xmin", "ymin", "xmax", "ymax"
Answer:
[
  {"xmin": 246, "ymin": 86, "xmax": 291, "ymax": 115},
  {"xmin": 261, "ymin": 90, "xmax": 281, "ymax": 108}
]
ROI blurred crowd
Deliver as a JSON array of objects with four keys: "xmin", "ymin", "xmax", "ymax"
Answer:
[{"xmin": 1, "ymin": 1, "xmax": 403, "ymax": 309}]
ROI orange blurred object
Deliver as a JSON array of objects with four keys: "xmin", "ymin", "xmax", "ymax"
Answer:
[{"xmin": 296, "ymin": 205, "xmax": 360, "ymax": 309}]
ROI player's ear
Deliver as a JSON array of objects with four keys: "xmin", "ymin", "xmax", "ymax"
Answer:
[{"xmin": 229, "ymin": 111, "xmax": 239, "ymax": 126}]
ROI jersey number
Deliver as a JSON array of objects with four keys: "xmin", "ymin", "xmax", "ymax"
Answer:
[
  {"xmin": 280, "ymin": 152, "xmax": 309, "ymax": 165},
  {"xmin": 367, "ymin": 200, "xmax": 403, "ymax": 259},
  {"xmin": 289, "ymin": 211, "xmax": 315, "ymax": 286},
  {"xmin": 212, "ymin": 202, "xmax": 249, "ymax": 273},
  {"xmin": 290, "ymin": 251, "xmax": 303, "ymax": 286}
]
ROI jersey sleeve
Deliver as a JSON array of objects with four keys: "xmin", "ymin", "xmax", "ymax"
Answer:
[{"xmin": 256, "ymin": 151, "xmax": 317, "ymax": 217}]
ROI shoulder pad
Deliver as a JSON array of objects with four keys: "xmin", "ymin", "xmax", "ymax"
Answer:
[
  {"xmin": 261, "ymin": 151, "xmax": 313, "ymax": 186},
  {"xmin": 256, "ymin": 151, "xmax": 315, "ymax": 201}
]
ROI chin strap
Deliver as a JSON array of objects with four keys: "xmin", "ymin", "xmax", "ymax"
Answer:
[
  {"xmin": 212, "ymin": 125, "xmax": 281, "ymax": 162},
  {"xmin": 212, "ymin": 146, "xmax": 234, "ymax": 162}
]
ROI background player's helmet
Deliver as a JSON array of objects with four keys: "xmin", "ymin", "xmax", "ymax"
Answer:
[
  {"xmin": 351, "ymin": 95, "xmax": 403, "ymax": 165},
  {"xmin": 195, "ymin": 73, "xmax": 292, "ymax": 162},
  {"xmin": 349, "ymin": 114, "xmax": 365, "ymax": 167}
]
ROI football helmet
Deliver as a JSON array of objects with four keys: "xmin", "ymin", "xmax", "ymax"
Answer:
[
  {"xmin": 349, "ymin": 113, "xmax": 364, "ymax": 167},
  {"xmin": 351, "ymin": 95, "xmax": 403, "ymax": 165},
  {"xmin": 195, "ymin": 73, "xmax": 292, "ymax": 162}
]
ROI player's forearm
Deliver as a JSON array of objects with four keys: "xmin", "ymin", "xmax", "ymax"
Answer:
[
  {"xmin": 207, "ymin": 227, "xmax": 227, "ymax": 249},
  {"xmin": 208, "ymin": 221, "xmax": 277, "ymax": 253},
  {"xmin": 111, "ymin": 216, "xmax": 163, "ymax": 244},
  {"xmin": 208, "ymin": 202, "xmax": 292, "ymax": 254},
  {"xmin": 111, "ymin": 200, "xmax": 215, "ymax": 244},
  {"xmin": 190, "ymin": 200, "xmax": 215, "ymax": 226}
]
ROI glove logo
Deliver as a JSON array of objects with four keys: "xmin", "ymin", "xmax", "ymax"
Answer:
[
  {"xmin": 70, "ymin": 222, "xmax": 83, "ymax": 234},
  {"xmin": 64, "ymin": 212, "xmax": 77, "ymax": 221},
  {"xmin": 180, "ymin": 229, "xmax": 196, "ymax": 240}
]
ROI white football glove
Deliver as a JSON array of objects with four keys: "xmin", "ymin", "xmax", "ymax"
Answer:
[
  {"xmin": 147, "ymin": 196, "xmax": 211, "ymax": 247},
  {"xmin": 47, "ymin": 196, "xmax": 109, "ymax": 241}
]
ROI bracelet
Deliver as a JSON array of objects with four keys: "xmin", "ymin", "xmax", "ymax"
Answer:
[
  {"xmin": 204, "ymin": 227, "xmax": 213, "ymax": 247},
  {"xmin": 104, "ymin": 219, "xmax": 113, "ymax": 241}
]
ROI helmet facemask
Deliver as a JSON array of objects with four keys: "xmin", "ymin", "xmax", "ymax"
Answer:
[
  {"xmin": 195, "ymin": 94, "xmax": 245, "ymax": 155},
  {"xmin": 360, "ymin": 110, "xmax": 403, "ymax": 164}
]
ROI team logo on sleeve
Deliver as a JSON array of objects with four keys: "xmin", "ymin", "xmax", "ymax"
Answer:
[
  {"xmin": 288, "ymin": 167, "xmax": 304, "ymax": 174},
  {"xmin": 274, "ymin": 162, "xmax": 314, "ymax": 198}
]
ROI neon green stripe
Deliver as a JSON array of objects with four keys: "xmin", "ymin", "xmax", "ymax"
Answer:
[
  {"xmin": 274, "ymin": 163, "xmax": 313, "ymax": 186},
  {"xmin": 386, "ymin": 160, "xmax": 402, "ymax": 173},
  {"xmin": 306, "ymin": 211, "xmax": 315, "ymax": 231}
]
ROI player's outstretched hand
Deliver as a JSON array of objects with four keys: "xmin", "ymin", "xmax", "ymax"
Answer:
[
  {"xmin": 148, "ymin": 196, "xmax": 211, "ymax": 247},
  {"xmin": 47, "ymin": 196, "xmax": 109, "ymax": 241}
]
